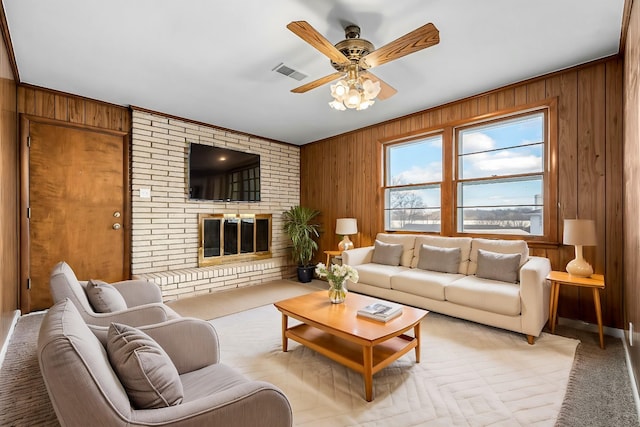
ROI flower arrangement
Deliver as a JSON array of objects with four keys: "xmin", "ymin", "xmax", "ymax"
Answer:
[
  {"xmin": 315, "ymin": 262, "xmax": 359, "ymax": 287},
  {"xmin": 315, "ymin": 262, "xmax": 359, "ymax": 303}
]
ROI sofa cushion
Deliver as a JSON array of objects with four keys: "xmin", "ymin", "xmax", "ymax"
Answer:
[
  {"xmin": 417, "ymin": 244, "xmax": 461, "ymax": 274},
  {"xmin": 353, "ymin": 263, "xmax": 409, "ymax": 289},
  {"xmin": 391, "ymin": 269, "xmax": 463, "ymax": 301},
  {"xmin": 375, "ymin": 233, "xmax": 416, "ymax": 267},
  {"xmin": 371, "ymin": 240, "xmax": 404, "ymax": 266},
  {"xmin": 86, "ymin": 279, "xmax": 127, "ymax": 313},
  {"xmin": 476, "ymin": 249, "xmax": 521, "ymax": 283},
  {"xmin": 468, "ymin": 238, "xmax": 529, "ymax": 275},
  {"xmin": 445, "ymin": 275, "xmax": 521, "ymax": 316},
  {"xmin": 107, "ymin": 322, "xmax": 184, "ymax": 409},
  {"xmin": 411, "ymin": 235, "xmax": 472, "ymax": 274}
]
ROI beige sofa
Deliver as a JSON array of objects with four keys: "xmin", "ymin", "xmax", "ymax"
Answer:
[
  {"xmin": 38, "ymin": 298, "xmax": 293, "ymax": 426},
  {"xmin": 342, "ymin": 234, "xmax": 551, "ymax": 344}
]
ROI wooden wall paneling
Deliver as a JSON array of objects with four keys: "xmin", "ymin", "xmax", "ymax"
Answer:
[
  {"xmin": 459, "ymin": 98, "xmax": 478, "ymax": 120},
  {"xmin": 68, "ymin": 97, "xmax": 85, "ymax": 124},
  {"xmin": 576, "ymin": 64, "xmax": 607, "ymax": 324},
  {"xmin": 605, "ymin": 59, "xmax": 624, "ymax": 329},
  {"xmin": 623, "ymin": 0, "xmax": 640, "ymax": 391},
  {"xmin": 54, "ymin": 94, "xmax": 69, "ymax": 121},
  {"xmin": 301, "ymin": 58, "xmax": 624, "ymax": 327},
  {"xmin": 514, "ymin": 85, "xmax": 528, "ymax": 105},
  {"xmin": 526, "ymin": 80, "xmax": 547, "ymax": 103},
  {"xmin": 496, "ymin": 88, "xmax": 515, "ymax": 110},
  {"xmin": 34, "ymin": 89, "xmax": 55, "ymax": 119}
]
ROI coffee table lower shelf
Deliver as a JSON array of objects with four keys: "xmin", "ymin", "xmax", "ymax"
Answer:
[{"xmin": 284, "ymin": 323, "xmax": 418, "ymax": 401}]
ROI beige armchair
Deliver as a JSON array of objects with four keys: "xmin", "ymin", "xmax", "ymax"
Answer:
[
  {"xmin": 38, "ymin": 298, "xmax": 293, "ymax": 426},
  {"xmin": 49, "ymin": 261, "xmax": 180, "ymax": 327}
]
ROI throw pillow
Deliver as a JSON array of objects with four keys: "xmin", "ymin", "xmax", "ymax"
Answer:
[
  {"xmin": 475, "ymin": 249, "xmax": 521, "ymax": 283},
  {"xmin": 85, "ymin": 279, "xmax": 127, "ymax": 313},
  {"xmin": 417, "ymin": 244, "xmax": 461, "ymax": 274},
  {"xmin": 107, "ymin": 323, "xmax": 184, "ymax": 409},
  {"xmin": 371, "ymin": 240, "xmax": 404, "ymax": 266}
]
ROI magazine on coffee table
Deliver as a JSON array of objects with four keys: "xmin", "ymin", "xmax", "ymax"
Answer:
[{"xmin": 357, "ymin": 301, "xmax": 403, "ymax": 322}]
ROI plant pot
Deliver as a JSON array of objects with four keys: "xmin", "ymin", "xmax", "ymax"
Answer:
[{"xmin": 297, "ymin": 265, "xmax": 315, "ymax": 283}]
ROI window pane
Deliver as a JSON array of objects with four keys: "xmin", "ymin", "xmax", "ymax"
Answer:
[
  {"xmin": 460, "ymin": 144, "xmax": 543, "ymax": 179},
  {"xmin": 387, "ymin": 135, "xmax": 442, "ymax": 186},
  {"xmin": 459, "ymin": 112, "xmax": 544, "ymax": 155},
  {"xmin": 385, "ymin": 186, "xmax": 441, "ymax": 232},
  {"xmin": 457, "ymin": 177, "xmax": 543, "ymax": 236}
]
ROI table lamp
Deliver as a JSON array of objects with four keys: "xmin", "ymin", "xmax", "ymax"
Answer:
[
  {"xmin": 336, "ymin": 218, "xmax": 357, "ymax": 251},
  {"xmin": 563, "ymin": 219, "xmax": 597, "ymax": 277}
]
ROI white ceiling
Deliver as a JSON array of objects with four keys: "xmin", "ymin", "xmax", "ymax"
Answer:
[{"xmin": 3, "ymin": 0, "xmax": 625, "ymax": 145}]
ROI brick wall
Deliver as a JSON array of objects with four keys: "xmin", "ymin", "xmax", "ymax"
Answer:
[{"xmin": 131, "ymin": 109, "xmax": 299, "ymax": 300}]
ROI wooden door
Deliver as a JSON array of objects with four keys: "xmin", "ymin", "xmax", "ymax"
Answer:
[{"xmin": 20, "ymin": 117, "xmax": 130, "ymax": 312}]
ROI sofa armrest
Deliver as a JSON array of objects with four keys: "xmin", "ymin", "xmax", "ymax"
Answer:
[
  {"xmin": 342, "ymin": 246, "xmax": 374, "ymax": 266},
  {"xmin": 519, "ymin": 256, "xmax": 552, "ymax": 337},
  {"xmin": 81, "ymin": 303, "xmax": 173, "ymax": 327},
  {"xmin": 133, "ymin": 380, "xmax": 292, "ymax": 426},
  {"xmin": 110, "ymin": 279, "xmax": 163, "ymax": 306},
  {"xmin": 88, "ymin": 317, "xmax": 220, "ymax": 373},
  {"xmin": 140, "ymin": 317, "xmax": 220, "ymax": 373}
]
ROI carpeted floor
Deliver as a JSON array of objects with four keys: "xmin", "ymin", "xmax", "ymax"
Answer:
[{"xmin": 0, "ymin": 279, "xmax": 638, "ymax": 426}]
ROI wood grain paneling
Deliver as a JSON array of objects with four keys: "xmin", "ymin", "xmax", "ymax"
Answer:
[
  {"xmin": 18, "ymin": 85, "xmax": 130, "ymax": 132},
  {"xmin": 301, "ymin": 56, "xmax": 625, "ymax": 329},
  {"xmin": 623, "ymin": 0, "xmax": 640, "ymax": 399},
  {"xmin": 0, "ymin": 13, "xmax": 17, "ymax": 356}
]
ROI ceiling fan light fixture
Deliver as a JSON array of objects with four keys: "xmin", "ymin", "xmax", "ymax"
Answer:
[
  {"xmin": 328, "ymin": 99, "xmax": 347, "ymax": 110},
  {"xmin": 362, "ymin": 78, "xmax": 381, "ymax": 100}
]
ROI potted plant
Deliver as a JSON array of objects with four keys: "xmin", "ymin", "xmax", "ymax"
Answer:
[{"xmin": 282, "ymin": 205, "xmax": 321, "ymax": 283}]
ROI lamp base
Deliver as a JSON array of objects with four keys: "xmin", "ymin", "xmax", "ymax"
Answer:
[
  {"xmin": 565, "ymin": 258, "xmax": 593, "ymax": 277},
  {"xmin": 338, "ymin": 235, "xmax": 354, "ymax": 252}
]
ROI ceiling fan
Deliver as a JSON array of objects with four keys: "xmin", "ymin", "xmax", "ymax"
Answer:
[{"xmin": 287, "ymin": 20, "xmax": 440, "ymax": 110}]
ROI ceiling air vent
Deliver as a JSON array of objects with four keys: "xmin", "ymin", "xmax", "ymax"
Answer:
[{"xmin": 273, "ymin": 63, "xmax": 307, "ymax": 81}]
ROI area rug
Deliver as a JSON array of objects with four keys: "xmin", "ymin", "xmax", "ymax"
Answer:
[{"xmin": 210, "ymin": 305, "xmax": 579, "ymax": 427}]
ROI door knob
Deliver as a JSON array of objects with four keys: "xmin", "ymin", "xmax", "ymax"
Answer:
[
  {"xmin": 112, "ymin": 223, "xmax": 121, "ymax": 230},
  {"xmin": 113, "ymin": 211, "xmax": 121, "ymax": 218}
]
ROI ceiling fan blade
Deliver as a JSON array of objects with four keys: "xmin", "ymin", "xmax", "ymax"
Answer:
[
  {"xmin": 291, "ymin": 72, "xmax": 344, "ymax": 93},
  {"xmin": 287, "ymin": 21, "xmax": 350, "ymax": 65},
  {"xmin": 359, "ymin": 23, "xmax": 440, "ymax": 69},
  {"xmin": 362, "ymin": 71, "xmax": 397, "ymax": 100}
]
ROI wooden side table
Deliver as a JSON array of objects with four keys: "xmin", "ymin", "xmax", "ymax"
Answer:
[
  {"xmin": 546, "ymin": 271, "xmax": 605, "ymax": 349},
  {"xmin": 324, "ymin": 250, "xmax": 342, "ymax": 266}
]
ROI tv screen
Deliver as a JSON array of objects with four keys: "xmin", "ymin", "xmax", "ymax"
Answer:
[{"xmin": 188, "ymin": 144, "xmax": 260, "ymax": 202}]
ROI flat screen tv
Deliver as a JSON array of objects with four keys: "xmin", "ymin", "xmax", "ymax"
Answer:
[{"xmin": 188, "ymin": 143, "xmax": 260, "ymax": 202}]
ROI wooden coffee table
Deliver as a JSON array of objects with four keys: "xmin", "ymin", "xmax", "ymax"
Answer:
[{"xmin": 274, "ymin": 290, "xmax": 428, "ymax": 401}]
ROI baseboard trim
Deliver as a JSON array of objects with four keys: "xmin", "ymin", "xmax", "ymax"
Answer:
[{"xmin": 0, "ymin": 310, "xmax": 21, "ymax": 370}]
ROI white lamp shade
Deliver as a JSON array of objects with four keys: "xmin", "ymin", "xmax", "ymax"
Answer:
[
  {"xmin": 563, "ymin": 219, "xmax": 597, "ymax": 246},
  {"xmin": 335, "ymin": 218, "xmax": 358, "ymax": 236}
]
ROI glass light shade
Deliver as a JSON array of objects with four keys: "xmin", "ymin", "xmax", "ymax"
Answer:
[
  {"xmin": 329, "ymin": 100, "xmax": 346, "ymax": 110},
  {"xmin": 357, "ymin": 100, "xmax": 374, "ymax": 110},
  {"xmin": 345, "ymin": 89, "xmax": 361, "ymax": 109},
  {"xmin": 362, "ymin": 79, "xmax": 381, "ymax": 100}
]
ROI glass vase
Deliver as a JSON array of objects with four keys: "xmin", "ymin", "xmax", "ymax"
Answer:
[{"xmin": 328, "ymin": 279, "xmax": 347, "ymax": 304}]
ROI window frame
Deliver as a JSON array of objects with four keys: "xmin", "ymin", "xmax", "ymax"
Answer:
[
  {"xmin": 381, "ymin": 99, "xmax": 558, "ymax": 244},
  {"xmin": 383, "ymin": 131, "xmax": 445, "ymax": 233}
]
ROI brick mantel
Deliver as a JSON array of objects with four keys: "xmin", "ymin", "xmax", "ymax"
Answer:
[{"xmin": 130, "ymin": 109, "xmax": 299, "ymax": 300}]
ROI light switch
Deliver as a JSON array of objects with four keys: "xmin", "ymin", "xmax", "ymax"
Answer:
[{"xmin": 140, "ymin": 188, "xmax": 151, "ymax": 198}]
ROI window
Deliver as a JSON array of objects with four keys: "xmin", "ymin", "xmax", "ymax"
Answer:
[
  {"xmin": 456, "ymin": 112, "xmax": 545, "ymax": 236},
  {"xmin": 383, "ymin": 102, "xmax": 556, "ymax": 241},
  {"xmin": 198, "ymin": 213, "xmax": 271, "ymax": 266},
  {"xmin": 384, "ymin": 134, "xmax": 443, "ymax": 232}
]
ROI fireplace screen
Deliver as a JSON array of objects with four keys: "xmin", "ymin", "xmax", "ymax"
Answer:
[{"xmin": 199, "ymin": 213, "xmax": 271, "ymax": 266}]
